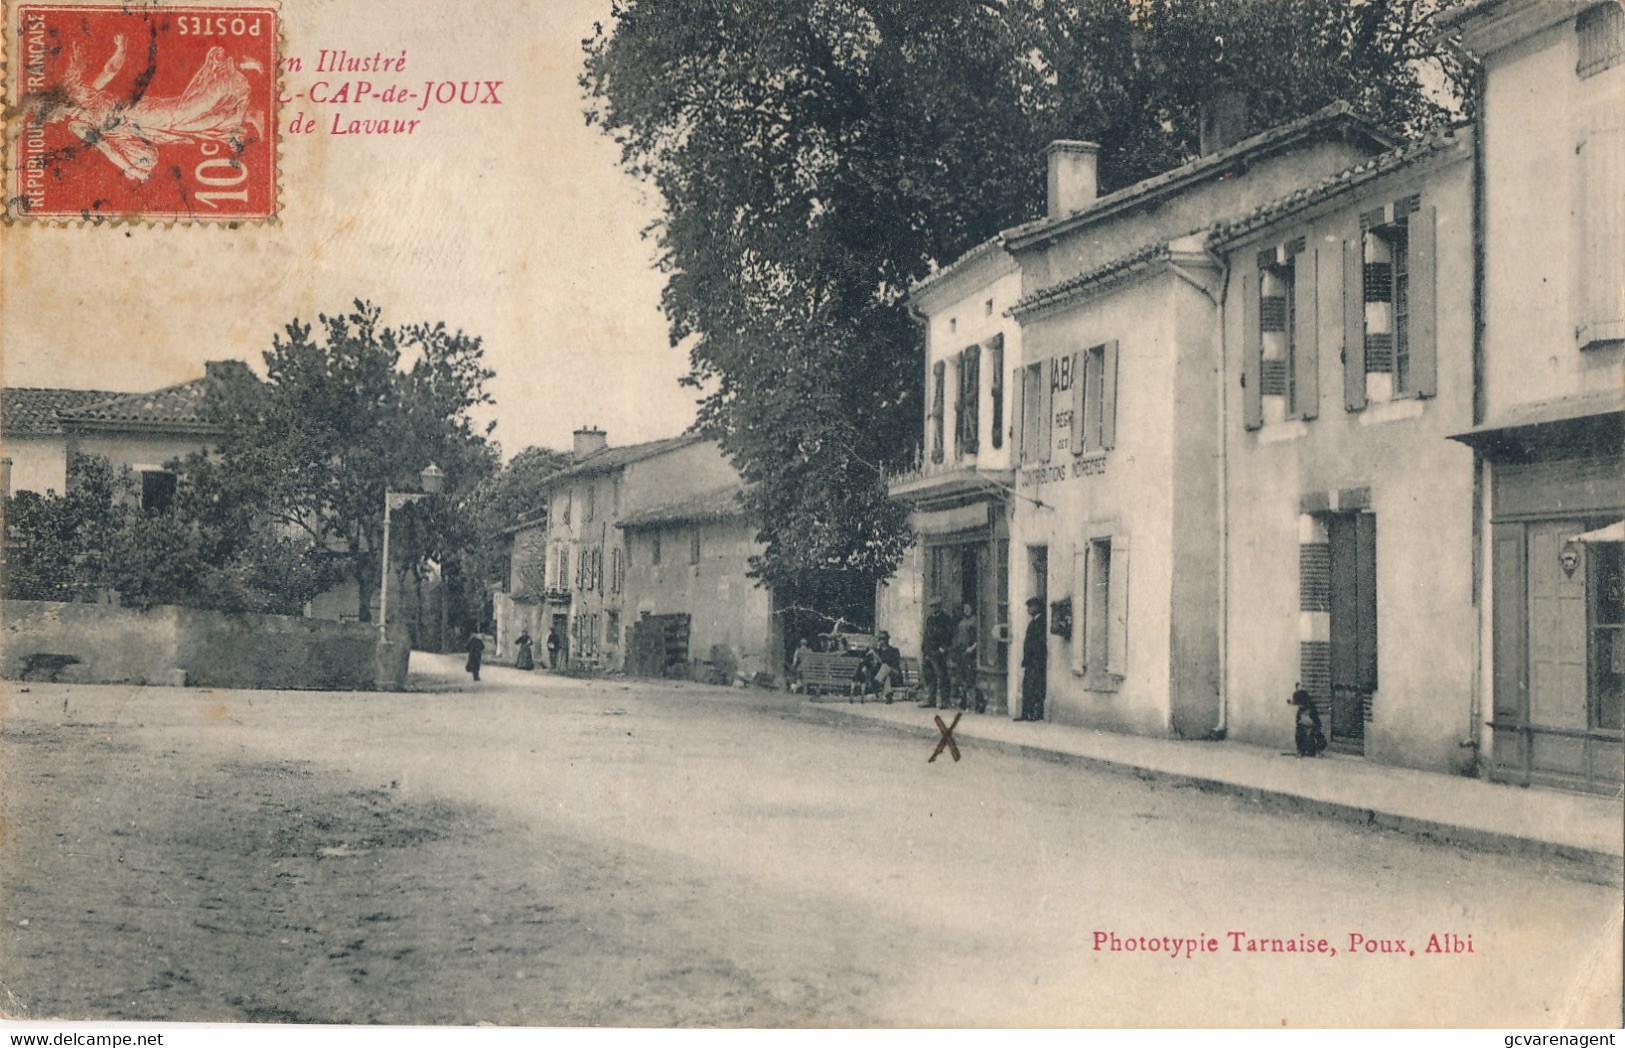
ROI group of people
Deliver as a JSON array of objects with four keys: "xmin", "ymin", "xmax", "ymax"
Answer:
[
  {"xmin": 782, "ymin": 595, "xmax": 1050, "ymax": 720},
  {"xmin": 465, "ymin": 628, "xmax": 563, "ymax": 681},
  {"xmin": 920, "ymin": 599, "xmax": 984, "ymax": 713}
]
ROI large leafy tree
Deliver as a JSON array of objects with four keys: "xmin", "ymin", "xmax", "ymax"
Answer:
[
  {"xmin": 583, "ymin": 0, "xmax": 1466, "ymax": 613},
  {"xmin": 206, "ymin": 301, "xmax": 499, "ymax": 624}
]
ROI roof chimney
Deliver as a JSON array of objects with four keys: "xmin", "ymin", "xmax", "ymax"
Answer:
[
  {"xmin": 1199, "ymin": 88, "xmax": 1250, "ymax": 156},
  {"xmin": 204, "ymin": 359, "xmax": 254, "ymax": 383},
  {"xmin": 572, "ymin": 426, "xmax": 608, "ymax": 459},
  {"xmin": 1046, "ymin": 140, "xmax": 1099, "ymax": 219}
]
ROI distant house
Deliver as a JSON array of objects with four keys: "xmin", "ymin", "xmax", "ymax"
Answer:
[
  {"xmin": 490, "ymin": 428, "xmax": 754, "ymax": 675},
  {"xmin": 617, "ymin": 481, "xmax": 779, "ymax": 683},
  {"xmin": 1, "ymin": 360, "xmax": 255, "ymax": 509}
]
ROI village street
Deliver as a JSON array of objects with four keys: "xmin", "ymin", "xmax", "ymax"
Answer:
[{"xmin": 1, "ymin": 658, "xmax": 1619, "ymax": 1028}]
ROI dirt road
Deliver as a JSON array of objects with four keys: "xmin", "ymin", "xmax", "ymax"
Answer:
[{"xmin": 2, "ymin": 658, "xmax": 1619, "ymax": 1026}]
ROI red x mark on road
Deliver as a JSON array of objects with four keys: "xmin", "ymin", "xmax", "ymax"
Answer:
[{"xmin": 929, "ymin": 711, "xmax": 962, "ymax": 763}]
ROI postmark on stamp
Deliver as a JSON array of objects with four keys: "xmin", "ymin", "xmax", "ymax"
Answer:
[{"xmin": 9, "ymin": 4, "xmax": 278, "ymax": 222}]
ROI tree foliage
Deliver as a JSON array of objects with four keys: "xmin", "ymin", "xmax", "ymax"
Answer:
[
  {"xmin": 582, "ymin": 0, "xmax": 1467, "ymax": 599},
  {"xmin": 206, "ymin": 301, "xmax": 500, "ymax": 624},
  {"xmin": 4, "ymin": 303, "xmax": 501, "ymax": 626},
  {"xmin": 2, "ymin": 453, "xmax": 340, "ymax": 613}
]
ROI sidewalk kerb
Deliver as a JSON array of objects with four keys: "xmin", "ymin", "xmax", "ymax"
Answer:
[{"xmin": 795, "ymin": 700, "xmax": 1624, "ymax": 887}]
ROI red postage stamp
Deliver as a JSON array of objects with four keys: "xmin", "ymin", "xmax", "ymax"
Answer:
[{"xmin": 10, "ymin": 4, "xmax": 278, "ymax": 221}]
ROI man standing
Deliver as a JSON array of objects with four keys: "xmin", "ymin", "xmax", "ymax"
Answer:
[
  {"xmin": 952, "ymin": 603, "xmax": 981, "ymax": 712},
  {"xmin": 919, "ymin": 599, "xmax": 955, "ymax": 708},
  {"xmin": 466, "ymin": 631, "xmax": 486, "ymax": 682},
  {"xmin": 1019, "ymin": 597, "xmax": 1046, "ymax": 721}
]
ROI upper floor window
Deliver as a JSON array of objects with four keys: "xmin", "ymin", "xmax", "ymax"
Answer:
[
  {"xmin": 1243, "ymin": 236, "xmax": 1316, "ymax": 428},
  {"xmin": 1018, "ymin": 361, "xmax": 1049, "ymax": 463},
  {"xmin": 1066, "ymin": 341, "xmax": 1119, "ymax": 456},
  {"xmin": 954, "ymin": 343, "xmax": 980, "ymax": 459},
  {"xmin": 1578, "ymin": 2, "xmax": 1623, "ymax": 78},
  {"xmin": 585, "ymin": 483, "xmax": 596, "ymax": 524},
  {"xmin": 1578, "ymin": 109, "xmax": 1624, "ymax": 347},
  {"xmin": 1350, "ymin": 197, "xmax": 1437, "ymax": 405},
  {"xmin": 929, "ymin": 359, "xmax": 946, "ymax": 464},
  {"xmin": 651, "ymin": 531, "xmax": 662, "ymax": 565},
  {"xmin": 987, "ymin": 334, "xmax": 1005, "ymax": 450},
  {"xmin": 689, "ymin": 527, "xmax": 702, "ymax": 565},
  {"xmin": 140, "ymin": 469, "xmax": 176, "ymax": 514}
]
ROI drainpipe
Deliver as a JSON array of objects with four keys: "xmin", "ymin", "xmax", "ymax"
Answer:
[
  {"xmin": 1206, "ymin": 243, "xmax": 1234, "ymax": 740},
  {"xmin": 1467, "ymin": 61, "xmax": 1489, "ymax": 774}
]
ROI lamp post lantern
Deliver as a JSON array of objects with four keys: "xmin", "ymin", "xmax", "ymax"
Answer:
[{"xmin": 379, "ymin": 464, "xmax": 445, "ymax": 640}]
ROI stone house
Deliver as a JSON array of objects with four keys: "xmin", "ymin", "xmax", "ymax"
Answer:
[{"xmin": 1445, "ymin": 0, "xmax": 1624, "ymax": 794}]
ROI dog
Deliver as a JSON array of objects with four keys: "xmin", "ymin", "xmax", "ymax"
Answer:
[{"xmin": 1291, "ymin": 687, "xmax": 1327, "ymax": 757}]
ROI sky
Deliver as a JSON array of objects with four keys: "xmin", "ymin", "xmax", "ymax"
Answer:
[{"xmin": 1, "ymin": 0, "xmax": 699, "ymax": 458}]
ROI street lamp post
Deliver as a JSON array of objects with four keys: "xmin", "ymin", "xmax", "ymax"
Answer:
[{"xmin": 378, "ymin": 463, "xmax": 445, "ymax": 641}]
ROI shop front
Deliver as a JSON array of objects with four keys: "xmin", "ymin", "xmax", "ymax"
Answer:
[{"xmin": 1462, "ymin": 409, "xmax": 1624, "ymax": 794}]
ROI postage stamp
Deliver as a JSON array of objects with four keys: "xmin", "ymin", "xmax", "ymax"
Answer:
[{"xmin": 9, "ymin": 3, "xmax": 278, "ymax": 222}]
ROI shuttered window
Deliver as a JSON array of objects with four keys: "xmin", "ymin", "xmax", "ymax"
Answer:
[
  {"xmin": 1076, "ymin": 534, "xmax": 1130, "ymax": 682},
  {"xmin": 929, "ymin": 360, "xmax": 946, "ymax": 464},
  {"xmin": 1019, "ymin": 362, "xmax": 1047, "ymax": 463},
  {"xmin": 1579, "ymin": 109, "xmax": 1625, "ymax": 347},
  {"xmin": 957, "ymin": 344, "xmax": 980, "ymax": 457},
  {"xmin": 988, "ymin": 335, "xmax": 1005, "ymax": 449},
  {"xmin": 1248, "ymin": 238, "xmax": 1318, "ymax": 422}
]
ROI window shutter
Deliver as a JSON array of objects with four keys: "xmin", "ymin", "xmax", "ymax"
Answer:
[
  {"xmin": 1293, "ymin": 248, "xmax": 1319, "ymax": 420},
  {"xmin": 1409, "ymin": 205, "xmax": 1438, "ymax": 398},
  {"xmin": 962, "ymin": 344, "xmax": 980, "ymax": 455},
  {"xmin": 1107, "ymin": 537, "xmax": 1130, "ymax": 675},
  {"xmin": 988, "ymin": 337, "xmax": 1005, "ymax": 449},
  {"xmin": 1490, "ymin": 524, "xmax": 1528, "ymax": 728},
  {"xmin": 1072, "ymin": 548, "xmax": 1088, "ymax": 674},
  {"xmin": 1242, "ymin": 271, "xmax": 1263, "ymax": 430},
  {"xmin": 930, "ymin": 359, "xmax": 946, "ymax": 463},
  {"xmin": 1038, "ymin": 357, "xmax": 1054, "ymax": 463},
  {"xmin": 1101, "ymin": 339, "xmax": 1119, "ymax": 449},
  {"xmin": 1342, "ymin": 238, "xmax": 1367, "ymax": 411},
  {"xmin": 1015, "ymin": 366, "xmax": 1028, "ymax": 462},
  {"xmin": 1070, "ymin": 349, "xmax": 1085, "ymax": 455},
  {"xmin": 1580, "ymin": 117, "xmax": 1625, "ymax": 345}
]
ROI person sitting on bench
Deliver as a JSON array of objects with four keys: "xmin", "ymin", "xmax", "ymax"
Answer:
[{"xmin": 851, "ymin": 632, "xmax": 903, "ymax": 703}]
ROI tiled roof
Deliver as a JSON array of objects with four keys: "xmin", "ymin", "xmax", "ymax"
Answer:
[
  {"xmin": 1002, "ymin": 102, "xmax": 1393, "ymax": 250},
  {"xmin": 617, "ymin": 483, "xmax": 748, "ymax": 528},
  {"xmin": 1009, "ymin": 241, "xmax": 1176, "ymax": 318},
  {"xmin": 1208, "ymin": 125, "xmax": 1472, "ymax": 247},
  {"xmin": 1, "ymin": 387, "xmax": 123, "ymax": 436},
  {"xmin": 539, "ymin": 433, "xmax": 707, "ymax": 486},
  {"xmin": 909, "ymin": 235, "xmax": 1010, "ymax": 299},
  {"xmin": 55, "ymin": 376, "xmax": 227, "ymax": 433},
  {"xmin": 497, "ymin": 511, "xmax": 549, "ymax": 537}
]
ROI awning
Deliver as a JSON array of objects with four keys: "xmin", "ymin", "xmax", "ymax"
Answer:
[{"xmin": 1571, "ymin": 521, "xmax": 1625, "ymax": 543}]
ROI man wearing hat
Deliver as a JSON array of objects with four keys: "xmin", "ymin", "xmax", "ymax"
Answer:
[
  {"xmin": 1018, "ymin": 596, "xmax": 1047, "ymax": 721},
  {"xmin": 919, "ymin": 598, "xmax": 955, "ymax": 708}
]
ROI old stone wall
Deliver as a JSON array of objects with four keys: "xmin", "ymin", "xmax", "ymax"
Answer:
[{"xmin": 2, "ymin": 601, "xmax": 381, "ymax": 690}]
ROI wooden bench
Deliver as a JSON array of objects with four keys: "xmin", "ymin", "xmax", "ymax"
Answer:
[{"xmin": 794, "ymin": 651, "xmax": 922, "ymax": 701}]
